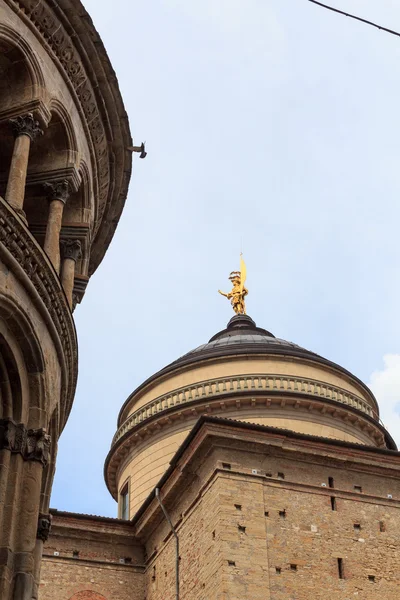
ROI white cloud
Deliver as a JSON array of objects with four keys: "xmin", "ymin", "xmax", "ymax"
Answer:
[{"xmin": 369, "ymin": 354, "xmax": 400, "ymax": 448}]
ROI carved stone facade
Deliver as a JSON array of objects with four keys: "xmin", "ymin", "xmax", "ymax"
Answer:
[{"xmin": 0, "ymin": 1, "xmax": 131, "ymax": 598}]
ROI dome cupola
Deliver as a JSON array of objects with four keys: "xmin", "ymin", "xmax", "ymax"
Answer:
[{"xmin": 105, "ymin": 315, "xmax": 395, "ymax": 518}]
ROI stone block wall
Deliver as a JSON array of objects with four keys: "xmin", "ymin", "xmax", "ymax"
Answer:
[{"xmin": 40, "ymin": 512, "xmax": 145, "ymax": 600}]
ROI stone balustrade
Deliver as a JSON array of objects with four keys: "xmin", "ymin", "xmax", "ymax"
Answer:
[{"xmin": 113, "ymin": 374, "xmax": 377, "ymax": 445}]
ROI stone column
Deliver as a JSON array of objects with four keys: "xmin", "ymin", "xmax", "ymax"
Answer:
[
  {"xmin": 5, "ymin": 114, "xmax": 43, "ymax": 219},
  {"xmin": 43, "ymin": 180, "xmax": 70, "ymax": 274},
  {"xmin": 60, "ymin": 240, "xmax": 81, "ymax": 309}
]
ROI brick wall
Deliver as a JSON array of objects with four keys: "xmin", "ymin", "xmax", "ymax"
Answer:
[{"xmin": 39, "ymin": 512, "xmax": 145, "ymax": 600}]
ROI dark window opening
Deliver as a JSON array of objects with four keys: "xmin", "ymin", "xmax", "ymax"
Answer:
[
  {"xmin": 124, "ymin": 557, "xmax": 132, "ymax": 564},
  {"xmin": 368, "ymin": 575, "xmax": 376, "ymax": 582},
  {"xmin": 234, "ymin": 504, "xmax": 242, "ymax": 511},
  {"xmin": 264, "ymin": 511, "xmax": 269, "ymax": 517},
  {"xmin": 152, "ymin": 566, "xmax": 156, "ymax": 581},
  {"xmin": 354, "ymin": 485, "xmax": 362, "ymax": 493},
  {"xmin": 238, "ymin": 525, "xmax": 246, "ymax": 533},
  {"xmin": 276, "ymin": 567, "xmax": 281, "ymax": 574},
  {"xmin": 337, "ymin": 558, "xmax": 344, "ymax": 579},
  {"xmin": 330, "ymin": 496, "xmax": 337, "ymax": 511},
  {"xmin": 279, "ymin": 510, "xmax": 286, "ymax": 519},
  {"xmin": 328, "ymin": 477, "xmax": 334, "ymax": 488},
  {"xmin": 265, "ymin": 472, "xmax": 272, "ymax": 477},
  {"xmin": 212, "ymin": 530, "xmax": 216, "ymax": 539},
  {"xmin": 277, "ymin": 472, "xmax": 285, "ymax": 480},
  {"xmin": 290, "ymin": 564, "xmax": 297, "ymax": 571},
  {"xmin": 354, "ymin": 524, "xmax": 361, "ymax": 533},
  {"xmin": 222, "ymin": 462, "xmax": 231, "ymax": 470},
  {"xmin": 228, "ymin": 560, "xmax": 236, "ymax": 567},
  {"xmin": 72, "ymin": 550, "xmax": 79, "ymax": 558},
  {"xmin": 120, "ymin": 482, "xmax": 129, "ymax": 520}
]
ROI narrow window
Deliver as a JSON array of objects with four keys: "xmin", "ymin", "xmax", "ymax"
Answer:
[
  {"xmin": 379, "ymin": 521, "xmax": 386, "ymax": 532},
  {"xmin": 328, "ymin": 477, "xmax": 334, "ymax": 488},
  {"xmin": 279, "ymin": 510, "xmax": 286, "ymax": 519},
  {"xmin": 330, "ymin": 496, "xmax": 337, "ymax": 511},
  {"xmin": 265, "ymin": 472, "xmax": 272, "ymax": 478},
  {"xmin": 277, "ymin": 472, "xmax": 285, "ymax": 480},
  {"xmin": 354, "ymin": 524, "xmax": 361, "ymax": 533},
  {"xmin": 290, "ymin": 564, "xmax": 297, "ymax": 571},
  {"xmin": 264, "ymin": 511, "xmax": 269, "ymax": 517},
  {"xmin": 72, "ymin": 550, "xmax": 79, "ymax": 558},
  {"xmin": 228, "ymin": 560, "xmax": 236, "ymax": 566},
  {"xmin": 354, "ymin": 485, "xmax": 362, "ymax": 493},
  {"xmin": 337, "ymin": 558, "xmax": 344, "ymax": 579},
  {"xmin": 238, "ymin": 525, "xmax": 246, "ymax": 533},
  {"xmin": 275, "ymin": 567, "xmax": 281, "ymax": 575},
  {"xmin": 222, "ymin": 462, "xmax": 231, "ymax": 470},
  {"xmin": 234, "ymin": 504, "xmax": 242, "ymax": 511},
  {"xmin": 368, "ymin": 575, "xmax": 376, "ymax": 582},
  {"xmin": 120, "ymin": 482, "xmax": 129, "ymax": 520}
]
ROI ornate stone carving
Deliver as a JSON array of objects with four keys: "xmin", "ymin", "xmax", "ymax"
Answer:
[
  {"xmin": 37, "ymin": 513, "xmax": 52, "ymax": 542},
  {"xmin": 60, "ymin": 239, "xmax": 82, "ymax": 262},
  {"xmin": 0, "ymin": 419, "xmax": 51, "ymax": 466},
  {"xmin": 0, "ymin": 419, "xmax": 25, "ymax": 453},
  {"xmin": 43, "ymin": 180, "xmax": 70, "ymax": 204},
  {"xmin": 0, "ymin": 197, "xmax": 78, "ymax": 426},
  {"xmin": 9, "ymin": 113, "xmax": 43, "ymax": 142},
  {"xmin": 26, "ymin": 429, "xmax": 51, "ymax": 466},
  {"xmin": 6, "ymin": 0, "xmax": 110, "ymax": 232}
]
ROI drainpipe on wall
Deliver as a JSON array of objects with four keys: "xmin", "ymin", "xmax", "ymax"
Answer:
[{"xmin": 155, "ymin": 488, "xmax": 179, "ymax": 600}]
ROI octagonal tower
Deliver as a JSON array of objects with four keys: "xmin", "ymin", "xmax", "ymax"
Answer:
[{"xmin": 106, "ymin": 314, "xmax": 395, "ymax": 519}]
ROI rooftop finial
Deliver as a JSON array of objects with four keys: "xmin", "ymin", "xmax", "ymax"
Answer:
[{"xmin": 218, "ymin": 254, "xmax": 248, "ymax": 315}]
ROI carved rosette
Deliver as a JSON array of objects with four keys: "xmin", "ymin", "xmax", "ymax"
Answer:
[
  {"xmin": 60, "ymin": 239, "xmax": 82, "ymax": 262},
  {"xmin": 0, "ymin": 419, "xmax": 51, "ymax": 467},
  {"xmin": 37, "ymin": 513, "xmax": 52, "ymax": 542},
  {"xmin": 43, "ymin": 180, "xmax": 70, "ymax": 204},
  {"xmin": 9, "ymin": 113, "xmax": 43, "ymax": 142}
]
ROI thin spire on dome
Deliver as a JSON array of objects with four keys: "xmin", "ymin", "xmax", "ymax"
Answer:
[{"xmin": 218, "ymin": 254, "xmax": 248, "ymax": 315}]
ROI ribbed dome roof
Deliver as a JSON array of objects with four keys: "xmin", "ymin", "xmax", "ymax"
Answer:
[{"xmin": 164, "ymin": 314, "xmax": 324, "ymax": 369}]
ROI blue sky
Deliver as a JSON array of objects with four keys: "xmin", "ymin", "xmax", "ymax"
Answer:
[{"xmin": 51, "ymin": 0, "xmax": 400, "ymax": 516}]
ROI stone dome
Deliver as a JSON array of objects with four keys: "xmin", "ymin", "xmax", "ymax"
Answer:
[{"xmin": 106, "ymin": 314, "xmax": 396, "ymax": 518}]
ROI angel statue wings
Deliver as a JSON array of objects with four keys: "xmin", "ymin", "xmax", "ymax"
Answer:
[{"xmin": 218, "ymin": 256, "xmax": 248, "ymax": 315}]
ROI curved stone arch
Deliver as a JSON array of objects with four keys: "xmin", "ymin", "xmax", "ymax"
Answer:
[
  {"xmin": 48, "ymin": 97, "xmax": 79, "ymax": 160},
  {"xmin": 69, "ymin": 592, "xmax": 107, "ymax": 600},
  {"xmin": 0, "ymin": 295, "xmax": 44, "ymax": 423},
  {"xmin": 0, "ymin": 22, "xmax": 46, "ymax": 93}
]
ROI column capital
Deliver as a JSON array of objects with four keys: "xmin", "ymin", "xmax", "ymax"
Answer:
[
  {"xmin": 43, "ymin": 179, "xmax": 70, "ymax": 204},
  {"xmin": 9, "ymin": 113, "xmax": 43, "ymax": 142},
  {"xmin": 60, "ymin": 239, "xmax": 82, "ymax": 262}
]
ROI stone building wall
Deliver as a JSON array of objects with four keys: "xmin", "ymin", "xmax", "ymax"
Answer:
[
  {"xmin": 40, "ymin": 512, "xmax": 145, "ymax": 600},
  {"xmin": 136, "ymin": 420, "xmax": 400, "ymax": 600}
]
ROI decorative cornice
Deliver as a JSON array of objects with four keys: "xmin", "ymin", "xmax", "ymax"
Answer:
[
  {"xmin": 9, "ymin": 112, "xmax": 43, "ymax": 141},
  {"xmin": 37, "ymin": 513, "xmax": 52, "ymax": 542},
  {"xmin": 43, "ymin": 179, "xmax": 70, "ymax": 204},
  {"xmin": 0, "ymin": 418, "xmax": 51, "ymax": 466},
  {"xmin": 0, "ymin": 196, "xmax": 78, "ymax": 428},
  {"xmin": 113, "ymin": 374, "xmax": 377, "ymax": 446},
  {"xmin": 60, "ymin": 239, "xmax": 82, "ymax": 262}
]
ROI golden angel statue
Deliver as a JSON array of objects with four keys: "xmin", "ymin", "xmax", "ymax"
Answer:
[{"xmin": 218, "ymin": 255, "xmax": 248, "ymax": 315}]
